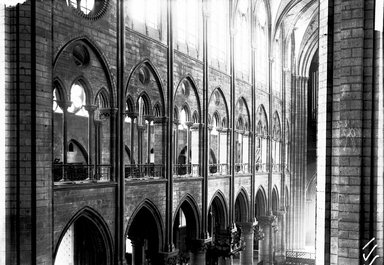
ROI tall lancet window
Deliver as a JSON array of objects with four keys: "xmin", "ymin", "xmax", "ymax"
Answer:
[
  {"xmin": 255, "ymin": 0, "xmax": 268, "ymax": 86},
  {"xmin": 235, "ymin": 0, "xmax": 250, "ymax": 75},
  {"xmin": 176, "ymin": 0, "xmax": 198, "ymax": 48}
]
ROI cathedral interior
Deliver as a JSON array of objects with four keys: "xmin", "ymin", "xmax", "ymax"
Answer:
[{"xmin": 1, "ymin": 0, "xmax": 384, "ymax": 265}]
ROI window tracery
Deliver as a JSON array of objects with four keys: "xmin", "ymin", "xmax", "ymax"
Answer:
[
  {"xmin": 68, "ymin": 82, "xmax": 88, "ymax": 117},
  {"xmin": 176, "ymin": 0, "xmax": 198, "ymax": 48}
]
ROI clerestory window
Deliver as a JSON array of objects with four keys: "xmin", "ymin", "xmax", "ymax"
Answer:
[
  {"xmin": 176, "ymin": 0, "xmax": 198, "ymax": 48},
  {"xmin": 130, "ymin": 0, "xmax": 160, "ymax": 30}
]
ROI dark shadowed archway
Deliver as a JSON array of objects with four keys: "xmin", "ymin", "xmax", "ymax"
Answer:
[
  {"xmin": 54, "ymin": 208, "xmax": 113, "ymax": 265},
  {"xmin": 126, "ymin": 201, "xmax": 163, "ymax": 265},
  {"xmin": 235, "ymin": 189, "xmax": 249, "ymax": 223},
  {"xmin": 173, "ymin": 195, "xmax": 200, "ymax": 263}
]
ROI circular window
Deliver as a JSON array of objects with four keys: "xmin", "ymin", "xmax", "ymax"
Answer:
[
  {"xmin": 67, "ymin": 0, "xmax": 109, "ymax": 20},
  {"xmin": 214, "ymin": 91, "xmax": 220, "ymax": 106},
  {"xmin": 72, "ymin": 44, "xmax": 90, "ymax": 66},
  {"xmin": 138, "ymin": 67, "xmax": 150, "ymax": 85},
  {"xmin": 180, "ymin": 81, "xmax": 190, "ymax": 97}
]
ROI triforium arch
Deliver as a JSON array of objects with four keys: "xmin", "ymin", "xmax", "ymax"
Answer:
[
  {"xmin": 174, "ymin": 76, "xmax": 202, "ymax": 121},
  {"xmin": 173, "ymin": 76, "xmax": 201, "ymax": 177},
  {"xmin": 53, "ymin": 37, "xmax": 115, "ymax": 105},
  {"xmin": 272, "ymin": 111, "xmax": 282, "ymax": 171},
  {"xmin": 54, "ymin": 207, "xmax": 114, "ymax": 265},
  {"xmin": 208, "ymin": 88, "xmax": 230, "ymax": 175},
  {"xmin": 125, "ymin": 199, "xmax": 164, "ymax": 265},
  {"xmin": 234, "ymin": 97, "xmax": 251, "ymax": 173},
  {"xmin": 234, "ymin": 187, "xmax": 250, "ymax": 223},
  {"xmin": 125, "ymin": 60, "xmax": 165, "ymax": 111},
  {"xmin": 255, "ymin": 105, "xmax": 269, "ymax": 172},
  {"xmin": 124, "ymin": 60, "xmax": 166, "ymax": 173},
  {"xmin": 52, "ymin": 37, "xmax": 115, "ymax": 183}
]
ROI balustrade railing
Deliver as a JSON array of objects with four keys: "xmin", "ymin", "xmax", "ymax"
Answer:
[
  {"xmin": 286, "ymin": 251, "xmax": 315, "ymax": 265},
  {"xmin": 53, "ymin": 164, "xmax": 111, "ymax": 183},
  {"xmin": 272, "ymin": 163, "xmax": 282, "ymax": 172},
  {"xmin": 173, "ymin": 164, "xmax": 199, "ymax": 177},
  {"xmin": 235, "ymin": 163, "xmax": 249, "ymax": 174},
  {"xmin": 255, "ymin": 162, "xmax": 267, "ymax": 172},
  {"xmin": 125, "ymin": 164, "xmax": 164, "ymax": 179},
  {"xmin": 209, "ymin": 163, "xmax": 229, "ymax": 175}
]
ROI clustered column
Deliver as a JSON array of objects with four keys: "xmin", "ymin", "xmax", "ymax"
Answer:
[
  {"xmin": 258, "ymin": 216, "xmax": 276, "ymax": 265},
  {"xmin": 239, "ymin": 222, "xmax": 254, "ymax": 265}
]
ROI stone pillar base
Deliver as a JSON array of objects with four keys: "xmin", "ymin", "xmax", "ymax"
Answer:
[
  {"xmin": 238, "ymin": 222, "xmax": 254, "ymax": 265},
  {"xmin": 218, "ymin": 256, "xmax": 232, "ymax": 265},
  {"xmin": 158, "ymin": 250, "xmax": 179, "ymax": 265},
  {"xmin": 274, "ymin": 254, "xmax": 286, "ymax": 265}
]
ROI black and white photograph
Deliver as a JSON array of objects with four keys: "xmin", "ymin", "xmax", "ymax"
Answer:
[{"xmin": 0, "ymin": 0, "xmax": 383, "ymax": 264}]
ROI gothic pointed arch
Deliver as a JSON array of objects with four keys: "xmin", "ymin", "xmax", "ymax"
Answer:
[
  {"xmin": 126, "ymin": 199, "xmax": 164, "ymax": 252},
  {"xmin": 256, "ymin": 104, "xmax": 268, "ymax": 134},
  {"xmin": 95, "ymin": 87, "xmax": 110, "ymax": 108},
  {"xmin": 126, "ymin": 95, "xmax": 135, "ymax": 114},
  {"xmin": 208, "ymin": 190, "xmax": 229, "ymax": 227},
  {"xmin": 136, "ymin": 91, "xmax": 152, "ymax": 116},
  {"xmin": 53, "ymin": 78, "xmax": 67, "ymax": 102},
  {"xmin": 54, "ymin": 206, "xmax": 113, "ymax": 265},
  {"xmin": 272, "ymin": 185, "xmax": 280, "ymax": 212},
  {"xmin": 208, "ymin": 190, "xmax": 229, "ymax": 238},
  {"xmin": 297, "ymin": 12, "xmax": 319, "ymax": 77},
  {"xmin": 67, "ymin": 139, "xmax": 88, "ymax": 163},
  {"xmin": 53, "ymin": 37, "xmax": 116, "ymax": 107},
  {"xmin": 235, "ymin": 97, "xmax": 251, "ymax": 127},
  {"xmin": 273, "ymin": 111, "xmax": 281, "ymax": 140},
  {"xmin": 173, "ymin": 194, "xmax": 200, "ymax": 252},
  {"xmin": 255, "ymin": 186, "xmax": 267, "ymax": 218},
  {"xmin": 69, "ymin": 77, "xmax": 93, "ymax": 106},
  {"xmin": 174, "ymin": 76, "xmax": 202, "ymax": 123},
  {"xmin": 235, "ymin": 188, "xmax": 250, "ymax": 222},
  {"xmin": 125, "ymin": 60, "xmax": 165, "ymax": 116},
  {"xmin": 208, "ymin": 87, "xmax": 229, "ymax": 125}
]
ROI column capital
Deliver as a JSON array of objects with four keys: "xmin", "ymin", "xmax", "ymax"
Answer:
[
  {"xmin": 144, "ymin": 115, "xmax": 154, "ymax": 122},
  {"xmin": 125, "ymin": 111, "xmax": 137, "ymax": 118},
  {"xmin": 257, "ymin": 215, "xmax": 276, "ymax": 227},
  {"xmin": 274, "ymin": 210, "xmax": 286, "ymax": 217},
  {"xmin": 185, "ymin": 121, "xmax": 194, "ymax": 127},
  {"xmin": 137, "ymin": 124, "xmax": 146, "ymax": 131},
  {"xmin": 190, "ymin": 238, "xmax": 211, "ymax": 253},
  {"xmin": 237, "ymin": 222, "xmax": 254, "ymax": 233},
  {"xmin": 84, "ymin": 104, "xmax": 98, "ymax": 112},
  {"xmin": 190, "ymin": 123, "xmax": 200, "ymax": 130},
  {"xmin": 95, "ymin": 107, "xmax": 116, "ymax": 121},
  {"xmin": 56, "ymin": 100, "xmax": 71, "ymax": 110},
  {"xmin": 153, "ymin": 116, "xmax": 168, "ymax": 124},
  {"xmin": 158, "ymin": 250, "xmax": 179, "ymax": 265}
]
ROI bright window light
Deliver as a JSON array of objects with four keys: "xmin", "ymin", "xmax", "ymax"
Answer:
[
  {"xmin": 176, "ymin": 0, "xmax": 198, "ymax": 47},
  {"xmin": 67, "ymin": 0, "xmax": 95, "ymax": 15},
  {"xmin": 131, "ymin": 0, "xmax": 145, "ymax": 23},
  {"xmin": 53, "ymin": 89, "xmax": 63, "ymax": 114},
  {"xmin": 130, "ymin": 0, "xmax": 160, "ymax": 29},
  {"xmin": 210, "ymin": 0, "xmax": 227, "ymax": 61},
  {"xmin": 68, "ymin": 83, "xmax": 88, "ymax": 117}
]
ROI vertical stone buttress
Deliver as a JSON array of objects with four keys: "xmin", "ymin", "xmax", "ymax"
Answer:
[
  {"xmin": 319, "ymin": 0, "xmax": 382, "ymax": 264},
  {"xmin": 5, "ymin": 2, "xmax": 53, "ymax": 264}
]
